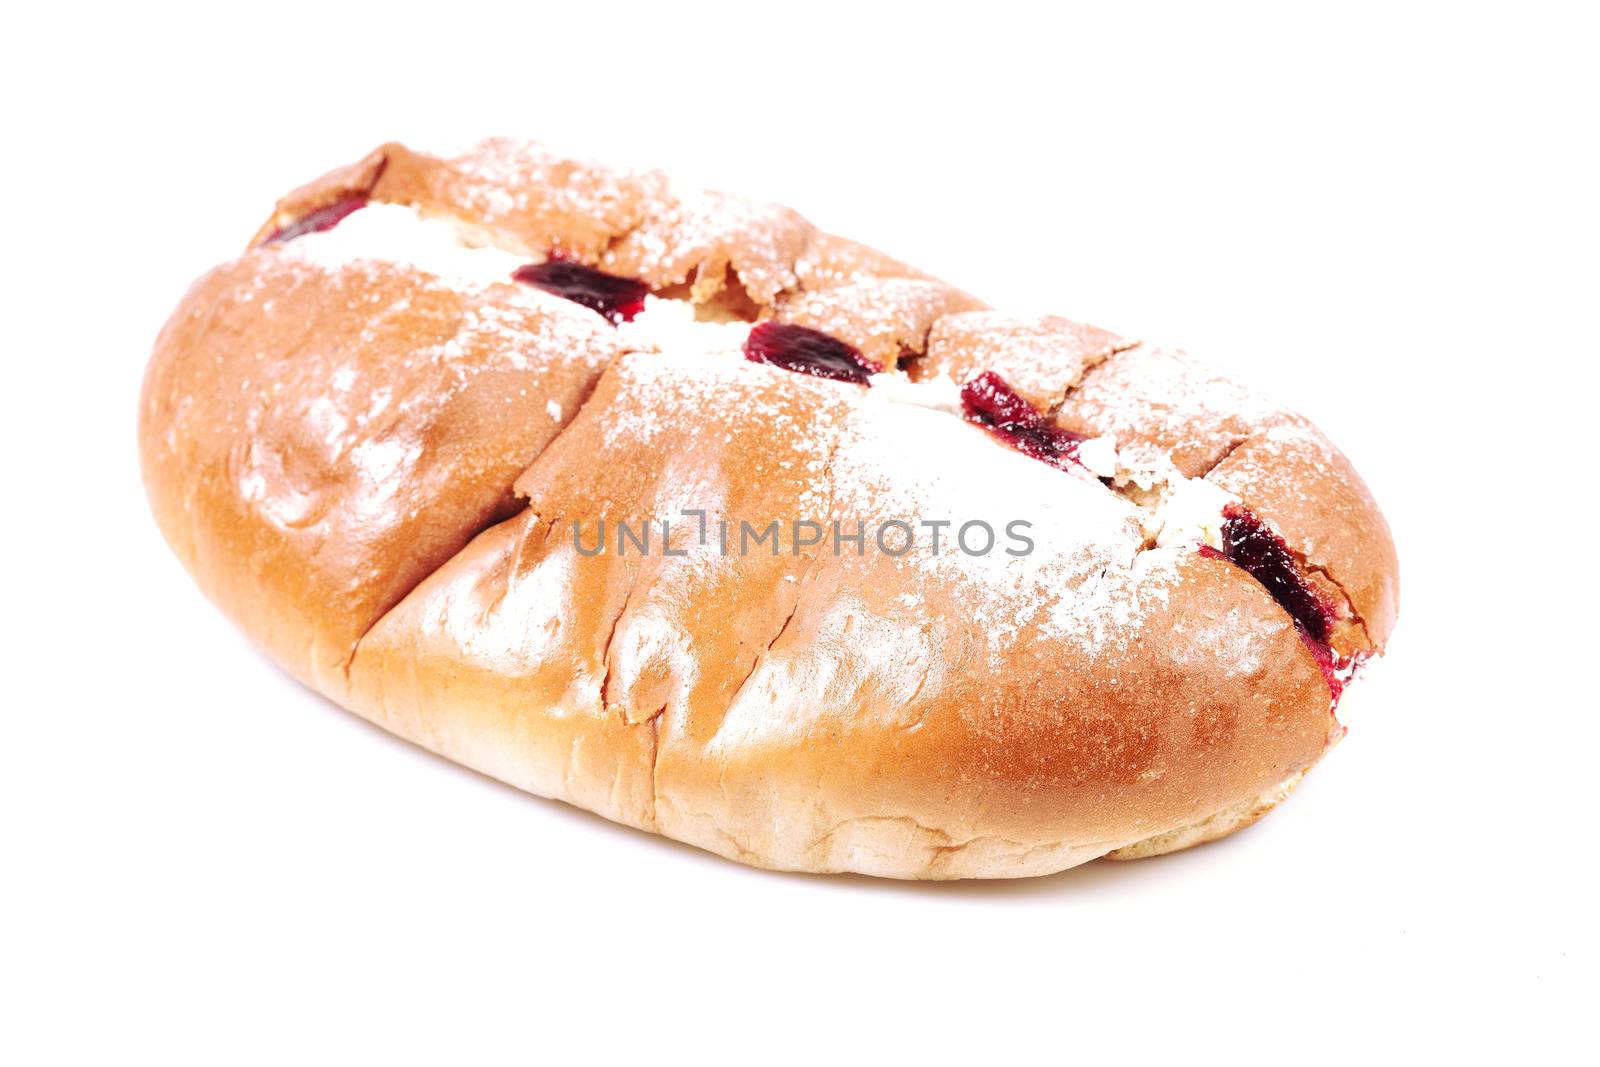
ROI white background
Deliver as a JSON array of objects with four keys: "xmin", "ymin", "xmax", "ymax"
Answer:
[{"xmin": 4, "ymin": 2, "xmax": 1594, "ymax": 1062}]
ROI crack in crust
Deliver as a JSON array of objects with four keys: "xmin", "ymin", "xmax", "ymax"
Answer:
[
  {"xmin": 341, "ymin": 346, "xmax": 626, "ymax": 686},
  {"xmin": 1196, "ymin": 436, "xmax": 1248, "ymax": 479}
]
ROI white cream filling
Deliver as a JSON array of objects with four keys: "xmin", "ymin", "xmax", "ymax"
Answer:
[
  {"xmin": 1075, "ymin": 435, "xmax": 1119, "ymax": 479},
  {"xmin": 865, "ymin": 372, "xmax": 965, "ymax": 415},
  {"xmin": 285, "ymin": 201, "xmax": 531, "ymax": 287},
  {"xmin": 1148, "ymin": 474, "xmax": 1236, "ymax": 549},
  {"xmin": 1057, "ymin": 439, "xmax": 1231, "ymax": 549},
  {"xmin": 618, "ymin": 296, "xmax": 752, "ymax": 357}
]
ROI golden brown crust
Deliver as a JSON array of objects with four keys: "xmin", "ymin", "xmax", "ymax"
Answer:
[
  {"xmin": 1104, "ymin": 766, "xmax": 1310, "ymax": 861},
  {"xmin": 139, "ymin": 247, "xmax": 620, "ymax": 695},
  {"xmin": 141, "ymin": 139, "xmax": 1399, "ymax": 878}
]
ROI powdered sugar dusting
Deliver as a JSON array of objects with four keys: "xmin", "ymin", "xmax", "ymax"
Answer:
[
  {"xmin": 827, "ymin": 401, "xmax": 1155, "ymax": 660},
  {"xmin": 1212, "ymin": 419, "xmax": 1337, "ymax": 509},
  {"xmin": 594, "ymin": 349, "xmax": 1201, "ymax": 666},
  {"xmin": 1059, "ymin": 345, "xmax": 1279, "ymax": 475},
  {"xmin": 920, "ymin": 311, "xmax": 1129, "ymax": 400},
  {"xmin": 602, "ymin": 354, "xmax": 834, "ymax": 511},
  {"xmin": 779, "ymin": 278, "xmax": 973, "ymax": 365},
  {"xmin": 1043, "ymin": 546, "xmax": 1185, "ymax": 655},
  {"xmin": 442, "ymin": 137, "xmax": 662, "ymax": 241},
  {"xmin": 603, "ymin": 187, "xmax": 807, "ymax": 304}
]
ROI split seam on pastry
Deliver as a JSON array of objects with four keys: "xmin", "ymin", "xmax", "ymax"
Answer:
[
  {"xmin": 710, "ymin": 433, "xmax": 846, "ymax": 744},
  {"xmin": 340, "ymin": 341, "xmax": 624, "ymax": 685},
  {"xmin": 1043, "ymin": 337, "xmax": 1145, "ymax": 415}
]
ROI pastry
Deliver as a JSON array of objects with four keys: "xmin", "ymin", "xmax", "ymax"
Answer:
[{"xmin": 139, "ymin": 140, "xmax": 1399, "ymax": 878}]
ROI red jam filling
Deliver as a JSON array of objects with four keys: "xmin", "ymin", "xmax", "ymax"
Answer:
[
  {"xmin": 1201, "ymin": 504, "xmax": 1346, "ymax": 697},
  {"xmin": 512, "ymin": 260, "xmax": 650, "ymax": 324},
  {"xmin": 1299, "ymin": 629, "xmax": 1345, "ymax": 703},
  {"xmin": 263, "ymin": 195, "xmax": 369, "ymax": 244},
  {"xmin": 960, "ymin": 371, "xmax": 1087, "ymax": 472},
  {"xmin": 743, "ymin": 322, "xmax": 879, "ymax": 384},
  {"xmin": 1210, "ymin": 503, "xmax": 1336, "ymax": 641}
]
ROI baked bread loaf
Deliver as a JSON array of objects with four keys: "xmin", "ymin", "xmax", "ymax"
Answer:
[{"xmin": 139, "ymin": 140, "xmax": 1399, "ymax": 878}]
